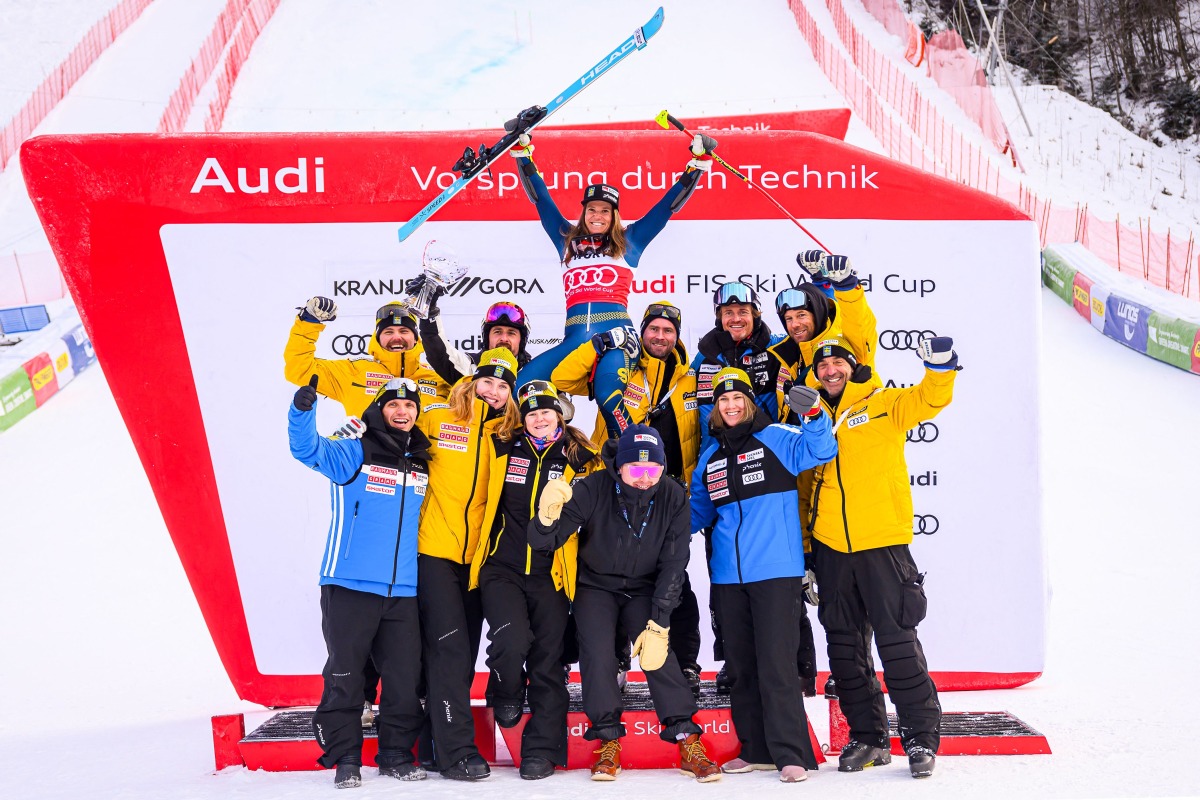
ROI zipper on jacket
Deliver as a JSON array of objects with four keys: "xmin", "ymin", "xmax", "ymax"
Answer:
[
  {"xmin": 834, "ymin": 454, "xmax": 853, "ymax": 553},
  {"xmin": 389, "ymin": 457, "xmax": 409, "ymax": 597},
  {"xmin": 525, "ymin": 448, "xmax": 548, "ymax": 575},
  {"xmin": 344, "ymin": 501, "xmax": 360, "ymax": 558},
  {"xmin": 461, "ymin": 402, "xmax": 485, "ymax": 563}
]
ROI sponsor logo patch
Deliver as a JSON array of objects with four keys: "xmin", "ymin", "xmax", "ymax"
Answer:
[
  {"xmin": 684, "ymin": 400, "xmax": 698, "ymax": 411},
  {"xmin": 707, "ymin": 458, "xmax": 727, "ymax": 472},
  {"xmin": 743, "ymin": 470, "xmax": 765, "ymax": 484},
  {"xmin": 634, "ymin": 433, "xmax": 658, "ymax": 444},
  {"xmin": 707, "ymin": 479, "xmax": 728, "ymax": 491},
  {"xmin": 847, "ymin": 412, "xmax": 869, "ymax": 428},
  {"xmin": 708, "ymin": 469, "xmax": 727, "ymax": 481},
  {"xmin": 710, "ymin": 489, "xmax": 729, "ymax": 500},
  {"xmin": 737, "ymin": 447, "xmax": 764, "ymax": 464}
]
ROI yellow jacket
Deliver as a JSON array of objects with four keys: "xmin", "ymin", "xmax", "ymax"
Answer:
[
  {"xmin": 551, "ymin": 340, "xmax": 701, "ymax": 486},
  {"xmin": 768, "ymin": 286, "xmax": 878, "ymax": 544},
  {"xmin": 808, "ymin": 366, "xmax": 957, "ymax": 553},
  {"xmin": 283, "ymin": 318, "xmax": 449, "ymax": 417},
  {"xmin": 415, "ymin": 393, "xmax": 505, "ymax": 563},
  {"xmin": 468, "ymin": 439, "xmax": 600, "ymax": 598}
]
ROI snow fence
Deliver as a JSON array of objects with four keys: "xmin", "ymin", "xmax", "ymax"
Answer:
[
  {"xmin": 0, "ymin": 302, "xmax": 96, "ymax": 433},
  {"xmin": 1042, "ymin": 242, "xmax": 1200, "ymax": 375}
]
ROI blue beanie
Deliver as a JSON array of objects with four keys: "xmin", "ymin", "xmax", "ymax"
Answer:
[{"xmin": 614, "ymin": 424, "xmax": 667, "ymax": 469}]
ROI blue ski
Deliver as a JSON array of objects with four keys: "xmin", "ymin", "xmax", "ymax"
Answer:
[{"xmin": 398, "ymin": 6, "xmax": 665, "ymax": 242}]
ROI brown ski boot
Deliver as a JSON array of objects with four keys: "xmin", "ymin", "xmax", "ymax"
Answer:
[{"xmin": 678, "ymin": 734, "xmax": 722, "ymax": 782}]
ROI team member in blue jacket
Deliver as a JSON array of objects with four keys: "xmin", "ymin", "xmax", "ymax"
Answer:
[
  {"xmin": 689, "ymin": 367, "xmax": 837, "ymax": 783},
  {"xmin": 289, "ymin": 376, "xmax": 431, "ymax": 789},
  {"xmin": 509, "ymin": 131, "xmax": 714, "ymax": 437},
  {"xmin": 692, "ymin": 282, "xmax": 788, "ymax": 455}
]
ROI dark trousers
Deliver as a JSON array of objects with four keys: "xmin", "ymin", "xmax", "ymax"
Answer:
[
  {"xmin": 669, "ymin": 571, "xmax": 702, "ymax": 672},
  {"xmin": 573, "ymin": 585, "xmax": 700, "ymax": 743},
  {"xmin": 417, "ymin": 555, "xmax": 484, "ymax": 769},
  {"xmin": 812, "ymin": 541, "xmax": 941, "ymax": 752},
  {"xmin": 714, "ymin": 578, "xmax": 817, "ymax": 769},
  {"xmin": 479, "ymin": 562, "xmax": 570, "ymax": 765},
  {"xmin": 313, "ymin": 585, "xmax": 424, "ymax": 769}
]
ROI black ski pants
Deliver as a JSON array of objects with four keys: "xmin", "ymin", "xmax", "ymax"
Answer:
[
  {"xmin": 812, "ymin": 540, "xmax": 941, "ymax": 752},
  {"xmin": 713, "ymin": 577, "xmax": 817, "ymax": 769},
  {"xmin": 313, "ymin": 585, "xmax": 424, "ymax": 769},
  {"xmin": 669, "ymin": 571, "xmax": 701, "ymax": 672},
  {"xmin": 479, "ymin": 562, "xmax": 570, "ymax": 765},
  {"xmin": 573, "ymin": 585, "xmax": 700, "ymax": 743},
  {"xmin": 417, "ymin": 555, "xmax": 485, "ymax": 769}
]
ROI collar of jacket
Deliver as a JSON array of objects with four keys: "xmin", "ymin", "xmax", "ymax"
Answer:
[
  {"xmin": 714, "ymin": 407, "xmax": 771, "ymax": 453},
  {"xmin": 369, "ymin": 337, "xmax": 423, "ymax": 374},
  {"xmin": 698, "ymin": 319, "xmax": 772, "ymax": 361},
  {"xmin": 361, "ymin": 404, "xmax": 433, "ymax": 457}
]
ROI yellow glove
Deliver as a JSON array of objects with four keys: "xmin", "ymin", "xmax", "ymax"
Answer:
[
  {"xmin": 631, "ymin": 620, "xmax": 670, "ymax": 671},
  {"xmin": 537, "ymin": 478, "xmax": 573, "ymax": 526}
]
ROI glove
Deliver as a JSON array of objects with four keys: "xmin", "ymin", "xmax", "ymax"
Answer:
[
  {"xmin": 630, "ymin": 620, "xmax": 671, "ymax": 671},
  {"xmin": 917, "ymin": 336, "xmax": 959, "ymax": 371},
  {"xmin": 796, "ymin": 250, "xmax": 829, "ymax": 283},
  {"xmin": 802, "ymin": 568, "xmax": 819, "ymax": 606},
  {"xmin": 690, "ymin": 133, "xmax": 718, "ymax": 156},
  {"xmin": 787, "ymin": 385, "xmax": 822, "ymax": 419},
  {"xmin": 298, "ymin": 296, "xmax": 337, "ymax": 323},
  {"xmin": 537, "ymin": 478, "xmax": 573, "ymax": 526},
  {"xmin": 819, "ymin": 254, "xmax": 859, "ymax": 291},
  {"xmin": 509, "ymin": 132, "xmax": 534, "ymax": 158},
  {"xmin": 293, "ymin": 375, "xmax": 319, "ymax": 412},
  {"xmin": 403, "ymin": 274, "xmax": 445, "ymax": 317},
  {"xmin": 331, "ymin": 416, "xmax": 366, "ymax": 440},
  {"xmin": 591, "ymin": 325, "xmax": 641, "ymax": 360}
]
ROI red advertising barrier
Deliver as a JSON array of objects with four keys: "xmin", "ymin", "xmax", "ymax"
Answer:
[{"xmin": 0, "ymin": 0, "xmax": 154, "ymax": 172}]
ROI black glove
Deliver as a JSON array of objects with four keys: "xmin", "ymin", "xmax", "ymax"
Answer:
[
  {"xmin": 591, "ymin": 325, "xmax": 641, "ymax": 360},
  {"xmin": 796, "ymin": 250, "xmax": 828, "ymax": 284},
  {"xmin": 298, "ymin": 296, "xmax": 337, "ymax": 323},
  {"xmin": 403, "ymin": 274, "xmax": 445, "ymax": 317},
  {"xmin": 819, "ymin": 254, "xmax": 859, "ymax": 291},
  {"xmin": 293, "ymin": 375, "xmax": 319, "ymax": 411}
]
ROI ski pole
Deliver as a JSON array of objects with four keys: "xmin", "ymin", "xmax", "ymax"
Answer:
[{"xmin": 655, "ymin": 110, "xmax": 829, "ymax": 251}]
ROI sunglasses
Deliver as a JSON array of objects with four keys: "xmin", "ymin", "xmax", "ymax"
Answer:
[
  {"xmin": 774, "ymin": 288, "xmax": 811, "ymax": 314},
  {"xmin": 624, "ymin": 464, "xmax": 664, "ymax": 479},
  {"xmin": 517, "ymin": 379, "xmax": 556, "ymax": 403},
  {"xmin": 713, "ymin": 282, "xmax": 758, "ymax": 308},
  {"xmin": 485, "ymin": 302, "xmax": 528, "ymax": 327},
  {"xmin": 643, "ymin": 303, "xmax": 682, "ymax": 322}
]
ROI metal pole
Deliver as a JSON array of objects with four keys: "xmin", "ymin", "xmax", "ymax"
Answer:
[{"xmin": 973, "ymin": 0, "xmax": 1033, "ymax": 136}]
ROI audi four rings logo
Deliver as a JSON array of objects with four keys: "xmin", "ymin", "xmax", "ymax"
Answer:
[
  {"xmin": 564, "ymin": 266, "xmax": 620, "ymax": 290},
  {"xmin": 906, "ymin": 422, "xmax": 939, "ymax": 443},
  {"xmin": 913, "ymin": 514, "xmax": 940, "ymax": 535},
  {"xmin": 331, "ymin": 334, "xmax": 371, "ymax": 356},
  {"xmin": 879, "ymin": 330, "xmax": 937, "ymax": 351}
]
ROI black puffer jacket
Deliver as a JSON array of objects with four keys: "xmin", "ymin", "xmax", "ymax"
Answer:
[{"xmin": 528, "ymin": 439, "xmax": 690, "ymax": 626}]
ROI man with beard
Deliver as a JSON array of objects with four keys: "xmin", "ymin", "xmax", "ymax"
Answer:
[{"xmin": 806, "ymin": 335, "xmax": 959, "ymax": 779}]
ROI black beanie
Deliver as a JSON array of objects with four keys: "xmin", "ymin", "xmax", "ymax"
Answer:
[
  {"xmin": 375, "ymin": 304, "xmax": 419, "ymax": 343},
  {"xmin": 614, "ymin": 424, "xmax": 667, "ymax": 469},
  {"xmin": 776, "ymin": 283, "xmax": 830, "ymax": 337}
]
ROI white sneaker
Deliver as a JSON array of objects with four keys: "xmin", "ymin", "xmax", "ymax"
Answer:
[
  {"xmin": 721, "ymin": 758, "xmax": 774, "ymax": 774},
  {"xmin": 361, "ymin": 701, "xmax": 375, "ymax": 727}
]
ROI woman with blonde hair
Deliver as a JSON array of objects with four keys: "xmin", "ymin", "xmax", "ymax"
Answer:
[
  {"xmin": 415, "ymin": 348, "xmax": 521, "ymax": 781},
  {"xmin": 470, "ymin": 380, "xmax": 600, "ymax": 779},
  {"xmin": 509, "ymin": 131, "xmax": 715, "ymax": 438}
]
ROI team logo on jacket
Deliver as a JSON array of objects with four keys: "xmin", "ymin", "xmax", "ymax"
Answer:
[
  {"xmin": 737, "ymin": 447, "xmax": 764, "ymax": 464},
  {"xmin": 438, "ymin": 422, "xmax": 470, "ymax": 452},
  {"xmin": 743, "ymin": 470, "xmax": 764, "ymax": 485},
  {"xmin": 410, "ymin": 470, "xmax": 428, "ymax": 495},
  {"xmin": 365, "ymin": 465, "xmax": 399, "ymax": 495},
  {"xmin": 846, "ymin": 412, "xmax": 869, "ymax": 428},
  {"xmin": 707, "ymin": 458, "xmax": 726, "ymax": 472}
]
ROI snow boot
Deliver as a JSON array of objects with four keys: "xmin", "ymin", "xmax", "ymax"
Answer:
[
  {"xmin": 519, "ymin": 756, "xmax": 556, "ymax": 780},
  {"xmin": 678, "ymin": 734, "xmax": 721, "ymax": 782},
  {"xmin": 590, "ymin": 739, "xmax": 622, "ymax": 781},
  {"xmin": 837, "ymin": 739, "xmax": 891, "ymax": 772},
  {"xmin": 441, "ymin": 753, "xmax": 490, "ymax": 781},
  {"xmin": 907, "ymin": 745, "xmax": 936, "ymax": 778},
  {"xmin": 334, "ymin": 763, "xmax": 361, "ymax": 789}
]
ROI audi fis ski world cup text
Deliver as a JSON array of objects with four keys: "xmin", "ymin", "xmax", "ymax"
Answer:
[{"xmin": 684, "ymin": 273, "xmax": 935, "ymax": 297}]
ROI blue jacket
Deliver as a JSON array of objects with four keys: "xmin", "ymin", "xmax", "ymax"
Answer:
[
  {"xmin": 690, "ymin": 410, "xmax": 837, "ymax": 585},
  {"xmin": 691, "ymin": 319, "xmax": 787, "ymax": 454},
  {"xmin": 288, "ymin": 402, "xmax": 431, "ymax": 597}
]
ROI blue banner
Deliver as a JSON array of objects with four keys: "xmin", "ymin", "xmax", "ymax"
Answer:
[
  {"xmin": 1102, "ymin": 293, "xmax": 1151, "ymax": 354},
  {"xmin": 60, "ymin": 325, "xmax": 96, "ymax": 372}
]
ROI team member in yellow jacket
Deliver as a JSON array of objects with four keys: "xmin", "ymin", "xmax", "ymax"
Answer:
[
  {"xmin": 767, "ymin": 251, "xmax": 878, "ymax": 695},
  {"xmin": 550, "ymin": 301, "xmax": 705, "ymax": 689},
  {"xmin": 806, "ymin": 335, "xmax": 959, "ymax": 780},
  {"xmin": 284, "ymin": 297, "xmax": 449, "ymax": 417},
  {"xmin": 468, "ymin": 381, "xmax": 600, "ymax": 780},
  {"xmin": 413, "ymin": 348, "xmax": 521, "ymax": 781}
]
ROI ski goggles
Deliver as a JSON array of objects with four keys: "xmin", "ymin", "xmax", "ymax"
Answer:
[
  {"xmin": 642, "ymin": 303, "xmax": 682, "ymax": 323},
  {"xmin": 375, "ymin": 302, "xmax": 417, "ymax": 326},
  {"xmin": 374, "ymin": 377, "xmax": 420, "ymax": 409},
  {"xmin": 712, "ymin": 281, "xmax": 759, "ymax": 310},
  {"xmin": 624, "ymin": 464, "xmax": 664, "ymax": 479},
  {"xmin": 484, "ymin": 302, "xmax": 528, "ymax": 329},
  {"xmin": 774, "ymin": 288, "xmax": 813, "ymax": 315}
]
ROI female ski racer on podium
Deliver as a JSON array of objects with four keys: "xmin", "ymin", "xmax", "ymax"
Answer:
[{"xmin": 510, "ymin": 131, "xmax": 715, "ymax": 438}]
